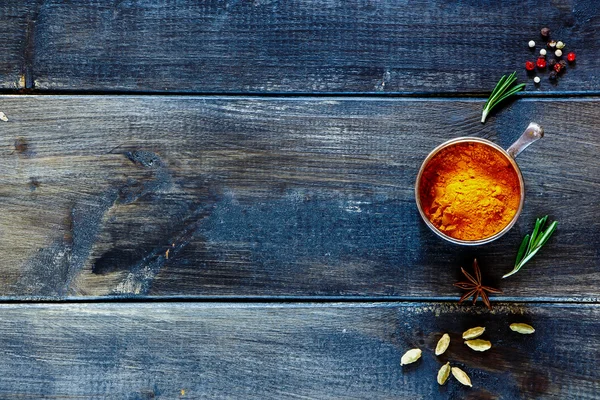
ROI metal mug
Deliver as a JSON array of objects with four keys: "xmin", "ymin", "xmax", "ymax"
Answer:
[{"xmin": 415, "ymin": 123, "xmax": 544, "ymax": 246}]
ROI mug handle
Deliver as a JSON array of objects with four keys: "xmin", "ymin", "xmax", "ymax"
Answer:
[{"xmin": 506, "ymin": 122, "xmax": 544, "ymax": 159}]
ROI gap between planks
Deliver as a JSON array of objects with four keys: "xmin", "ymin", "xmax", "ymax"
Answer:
[
  {"xmin": 1, "ymin": 89, "xmax": 600, "ymax": 98},
  {"xmin": 0, "ymin": 297, "xmax": 598, "ymax": 305}
]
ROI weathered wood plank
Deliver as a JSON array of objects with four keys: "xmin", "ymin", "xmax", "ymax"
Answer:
[
  {"xmin": 0, "ymin": 302, "xmax": 597, "ymax": 399},
  {"xmin": 31, "ymin": 0, "xmax": 600, "ymax": 93},
  {"xmin": 0, "ymin": 1, "xmax": 32, "ymax": 89},
  {"xmin": 0, "ymin": 96, "xmax": 598, "ymax": 299}
]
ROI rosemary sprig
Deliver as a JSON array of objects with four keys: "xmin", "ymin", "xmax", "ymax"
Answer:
[
  {"xmin": 481, "ymin": 72, "xmax": 526, "ymax": 123},
  {"xmin": 502, "ymin": 216, "xmax": 557, "ymax": 278}
]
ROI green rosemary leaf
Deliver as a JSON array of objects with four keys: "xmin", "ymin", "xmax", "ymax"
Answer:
[
  {"xmin": 500, "ymin": 71, "xmax": 517, "ymax": 90},
  {"xmin": 531, "ymin": 216, "xmax": 550, "ymax": 248},
  {"xmin": 535, "ymin": 220, "xmax": 557, "ymax": 248},
  {"xmin": 494, "ymin": 84, "xmax": 526, "ymax": 104},
  {"xmin": 515, "ymin": 246, "xmax": 542, "ymax": 269},
  {"xmin": 495, "ymin": 72, "xmax": 517, "ymax": 94},
  {"xmin": 503, "ymin": 217, "xmax": 557, "ymax": 279},
  {"xmin": 489, "ymin": 73, "xmax": 511, "ymax": 98},
  {"xmin": 494, "ymin": 81, "xmax": 524, "ymax": 103},
  {"xmin": 481, "ymin": 74, "xmax": 508, "ymax": 119},
  {"xmin": 481, "ymin": 72, "xmax": 525, "ymax": 123},
  {"xmin": 485, "ymin": 73, "xmax": 513, "ymax": 107},
  {"xmin": 526, "ymin": 217, "xmax": 543, "ymax": 255},
  {"xmin": 515, "ymin": 234, "xmax": 530, "ymax": 266}
]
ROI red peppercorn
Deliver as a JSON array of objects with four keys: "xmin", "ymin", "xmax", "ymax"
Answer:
[
  {"xmin": 567, "ymin": 52, "xmax": 576, "ymax": 62},
  {"xmin": 554, "ymin": 63, "xmax": 563, "ymax": 73},
  {"xmin": 536, "ymin": 57, "xmax": 547, "ymax": 69},
  {"xmin": 525, "ymin": 61, "xmax": 535, "ymax": 71}
]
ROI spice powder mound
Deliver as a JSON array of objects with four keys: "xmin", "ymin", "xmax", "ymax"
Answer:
[{"xmin": 419, "ymin": 142, "xmax": 521, "ymax": 241}]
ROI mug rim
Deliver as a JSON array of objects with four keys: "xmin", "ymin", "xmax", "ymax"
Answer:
[{"xmin": 414, "ymin": 137, "xmax": 525, "ymax": 246}]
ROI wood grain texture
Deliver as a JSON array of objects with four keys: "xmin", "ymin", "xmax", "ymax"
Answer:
[
  {"xmin": 0, "ymin": 96, "xmax": 598, "ymax": 299},
  {"xmin": 0, "ymin": 302, "xmax": 597, "ymax": 399},
  {"xmin": 0, "ymin": 1, "xmax": 32, "ymax": 89},
  {"xmin": 30, "ymin": 0, "xmax": 600, "ymax": 93}
]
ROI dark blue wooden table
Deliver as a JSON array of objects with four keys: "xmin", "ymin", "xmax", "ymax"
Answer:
[{"xmin": 0, "ymin": 1, "xmax": 599, "ymax": 398}]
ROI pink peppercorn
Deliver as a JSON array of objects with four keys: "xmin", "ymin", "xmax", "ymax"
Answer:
[
  {"xmin": 525, "ymin": 61, "xmax": 535, "ymax": 71},
  {"xmin": 567, "ymin": 52, "xmax": 576, "ymax": 62},
  {"xmin": 536, "ymin": 57, "xmax": 547, "ymax": 69}
]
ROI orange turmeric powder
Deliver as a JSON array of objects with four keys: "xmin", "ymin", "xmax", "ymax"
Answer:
[{"xmin": 419, "ymin": 141, "xmax": 521, "ymax": 241}]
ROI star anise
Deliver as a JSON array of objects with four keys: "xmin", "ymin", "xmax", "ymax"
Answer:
[{"xmin": 454, "ymin": 259, "xmax": 502, "ymax": 310}]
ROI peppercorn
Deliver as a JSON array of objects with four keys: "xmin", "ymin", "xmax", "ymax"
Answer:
[
  {"xmin": 548, "ymin": 40, "xmax": 557, "ymax": 48},
  {"xmin": 528, "ymin": 40, "xmax": 536, "ymax": 48},
  {"xmin": 555, "ymin": 49, "xmax": 563, "ymax": 57},
  {"xmin": 554, "ymin": 63, "xmax": 563, "ymax": 73},
  {"xmin": 559, "ymin": 60, "xmax": 567, "ymax": 68},
  {"xmin": 540, "ymin": 27, "xmax": 550, "ymax": 38},
  {"xmin": 540, "ymin": 49, "xmax": 547, "ymax": 56},
  {"xmin": 525, "ymin": 61, "xmax": 535, "ymax": 71},
  {"xmin": 536, "ymin": 57, "xmax": 547, "ymax": 69},
  {"xmin": 556, "ymin": 41, "xmax": 565, "ymax": 49},
  {"xmin": 567, "ymin": 52, "xmax": 576, "ymax": 62},
  {"xmin": 549, "ymin": 71, "xmax": 558, "ymax": 80},
  {"xmin": 534, "ymin": 76, "xmax": 541, "ymax": 84},
  {"xmin": 548, "ymin": 59, "xmax": 557, "ymax": 67}
]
